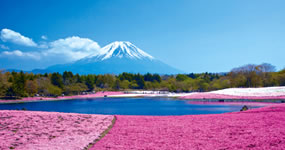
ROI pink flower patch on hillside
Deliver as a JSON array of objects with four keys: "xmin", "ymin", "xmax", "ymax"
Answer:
[
  {"xmin": 187, "ymin": 101, "xmax": 276, "ymax": 107},
  {"xmin": 210, "ymin": 87, "xmax": 285, "ymax": 97},
  {"xmin": 92, "ymin": 104, "xmax": 285, "ymax": 150},
  {"xmin": 0, "ymin": 111, "xmax": 114, "ymax": 150}
]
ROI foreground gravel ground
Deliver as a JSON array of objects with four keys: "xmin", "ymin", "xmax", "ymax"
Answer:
[
  {"xmin": 0, "ymin": 111, "xmax": 114, "ymax": 150},
  {"xmin": 92, "ymin": 104, "xmax": 285, "ymax": 150}
]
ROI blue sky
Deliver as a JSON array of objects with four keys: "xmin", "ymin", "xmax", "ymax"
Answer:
[{"xmin": 0, "ymin": 0, "xmax": 284, "ymax": 73}]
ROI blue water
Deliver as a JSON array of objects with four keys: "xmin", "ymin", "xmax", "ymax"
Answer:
[{"xmin": 0, "ymin": 97, "xmax": 261, "ymax": 116}]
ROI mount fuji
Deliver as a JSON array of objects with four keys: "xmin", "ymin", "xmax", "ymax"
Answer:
[{"xmin": 44, "ymin": 41, "xmax": 183, "ymax": 74}]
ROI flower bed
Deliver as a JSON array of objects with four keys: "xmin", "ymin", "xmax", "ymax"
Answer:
[
  {"xmin": 180, "ymin": 92, "xmax": 285, "ymax": 100},
  {"xmin": 91, "ymin": 104, "xmax": 285, "ymax": 149},
  {"xmin": 187, "ymin": 101, "xmax": 276, "ymax": 106},
  {"xmin": 0, "ymin": 111, "xmax": 114, "ymax": 150},
  {"xmin": 210, "ymin": 86, "xmax": 285, "ymax": 97},
  {"xmin": 180, "ymin": 87, "xmax": 285, "ymax": 100}
]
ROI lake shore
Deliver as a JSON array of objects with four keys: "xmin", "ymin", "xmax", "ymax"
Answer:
[
  {"xmin": 1, "ymin": 86, "xmax": 285, "ymax": 104},
  {"xmin": 0, "ymin": 91, "xmax": 124, "ymax": 104}
]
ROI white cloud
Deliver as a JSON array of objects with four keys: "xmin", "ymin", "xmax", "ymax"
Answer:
[
  {"xmin": 1, "ymin": 50, "xmax": 40, "ymax": 60},
  {"xmin": 0, "ymin": 36, "xmax": 101, "ymax": 64},
  {"xmin": 46, "ymin": 36, "xmax": 101, "ymax": 61},
  {"xmin": 0, "ymin": 28, "xmax": 102, "ymax": 68},
  {"xmin": 41, "ymin": 35, "xmax": 47, "ymax": 40},
  {"xmin": 0, "ymin": 44, "xmax": 9, "ymax": 49},
  {"xmin": 0, "ymin": 28, "xmax": 37, "ymax": 47},
  {"xmin": 2, "ymin": 50, "xmax": 23, "ymax": 56},
  {"xmin": 38, "ymin": 41, "xmax": 49, "ymax": 49}
]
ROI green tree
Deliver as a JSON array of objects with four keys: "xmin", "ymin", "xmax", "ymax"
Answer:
[
  {"xmin": 129, "ymin": 80, "xmax": 139, "ymax": 89},
  {"xmin": 277, "ymin": 69, "xmax": 285, "ymax": 86},
  {"xmin": 176, "ymin": 74, "xmax": 189, "ymax": 82},
  {"xmin": 51, "ymin": 73, "xmax": 63, "ymax": 88},
  {"xmin": 63, "ymin": 71, "xmax": 74, "ymax": 85},
  {"xmin": 153, "ymin": 74, "xmax": 162, "ymax": 83},
  {"xmin": 0, "ymin": 71, "xmax": 10, "ymax": 96},
  {"xmin": 86, "ymin": 75, "xmax": 95, "ymax": 91},
  {"xmin": 25, "ymin": 80, "xmax": 38, "ymax": 96},
  {"xmin": 120, "ymin": 80, "xmax": 130, "ymax": 89},
  {"xmin": 64, "ymin": 83, "xmax": 88, "ymax": 95},
  {"xmin": 113, "ymin": 79, "xmax": 121, "ymax": 90},
  {"xmin": 134, "ymin": 74, "xmax": 145, "ymax": 89},
  {"xmin": 47, "ymin": 84, "xmax": 62, "ymax": 97},
  {"xmin": 6, "ymin": 71, "xmax": 27, "ymax": 97}
]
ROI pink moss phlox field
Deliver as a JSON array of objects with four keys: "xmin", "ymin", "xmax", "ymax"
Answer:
[
  {"xmin": 180, "ymin": 92, "xmax": 285, "ymax": 100},
  {"xmin": 0, "ymin": 111, "xmax": 114, "ymax": 150},
  {"xmin": 0, "ymin": 91, "xmax": 124, "ymax": 103},
  {"xmin": 92, "ymin": 104, "xmax": 285, "ymax": 150},
  {"xmin": 187, "ymin": 101, "xmax": 277, "ymax": 107}
]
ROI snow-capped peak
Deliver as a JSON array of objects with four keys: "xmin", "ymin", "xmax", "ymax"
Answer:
[{"xmin": 87, "ymin": 41, "xmax": 154, "ymax": 61}]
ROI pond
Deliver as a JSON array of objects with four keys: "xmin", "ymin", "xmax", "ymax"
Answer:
[{"xmin": 0, "ymin": 97, "xmax": 262, "ymax": 116}]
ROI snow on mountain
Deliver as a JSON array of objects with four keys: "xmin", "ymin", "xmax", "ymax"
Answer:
[
  {"xmin": 44, "ymin": 41, "xmax": 184, "ymax": 74},
  {"xmin": 85, "ymin": 41, "xmax": 154, "ymax": 62}
]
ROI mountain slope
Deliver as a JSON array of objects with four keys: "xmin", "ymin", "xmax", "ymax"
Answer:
[
  {"xmin": 85, "ymin": 41, "xmax": 154, "ymax": 61},
  {"xmin": 45, "ymin": 41, "xmax": 183, "ymax": 74}
]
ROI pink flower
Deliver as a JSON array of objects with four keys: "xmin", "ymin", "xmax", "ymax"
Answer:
[
  {"xmin": 0, "ymin": 110, "xmax": 114, "ymax": 150},
  {"xmin": 92, "ymin": 104, "xmax": 285, "ymax": 150}
]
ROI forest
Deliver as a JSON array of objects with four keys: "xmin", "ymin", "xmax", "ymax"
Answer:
[{"xmin": 0, "ymin": 63, "xmax": 285, "ymax": 99}]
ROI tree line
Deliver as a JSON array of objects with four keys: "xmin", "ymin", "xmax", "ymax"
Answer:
[{"xmin": 0, "ymin": 63, "xmax": 285, "ymax": 99}]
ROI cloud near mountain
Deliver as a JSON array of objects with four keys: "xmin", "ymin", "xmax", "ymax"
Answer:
[
  {"xmin": 0, "ymin": 29, "xmax": 101, "ymax": 69},
  {"xmin": 46, "ymin": 36, "xmax": 101, "ymax": 62}
]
